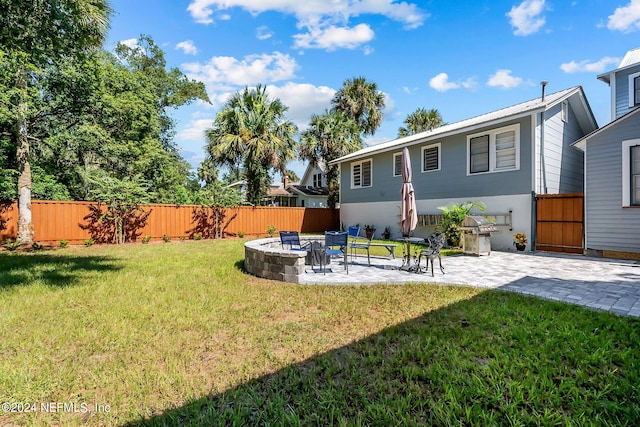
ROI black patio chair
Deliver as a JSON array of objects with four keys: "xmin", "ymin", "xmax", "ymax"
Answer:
[{"xmin": 417, "ymin": 231, "xmax": 446, "ymax": 276}]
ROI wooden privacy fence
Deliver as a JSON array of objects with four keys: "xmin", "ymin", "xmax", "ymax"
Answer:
[
  {"xmin": 535, "ymin": 193, "xmax": 584, "ymax": 254},
  {"xmin": 0, "ymin": 200, "xmax": 340, "ymax": 244}
]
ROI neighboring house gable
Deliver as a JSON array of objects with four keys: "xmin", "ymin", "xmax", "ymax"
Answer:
[
  {"xmin": 332, "ymin": 86, "xmax": 597, "ymax": 250},
  {"xmin": 288, "ymin": 162, "xmax": 329, "ymax": 208}
]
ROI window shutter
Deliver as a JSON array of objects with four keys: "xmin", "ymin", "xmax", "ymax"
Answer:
[{"xmin": 394, "ymin": 154, "xmax": 402, "ymax": 176}]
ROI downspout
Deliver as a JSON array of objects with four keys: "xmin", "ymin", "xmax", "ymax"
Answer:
[{"xmin": 532, "ymin": 81, "xmax": 549, "ymax": 250}]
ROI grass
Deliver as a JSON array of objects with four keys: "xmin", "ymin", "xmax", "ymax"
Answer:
[{"xmin": 0, "ymin": 240, "xmax": 638, "ymax": 426}]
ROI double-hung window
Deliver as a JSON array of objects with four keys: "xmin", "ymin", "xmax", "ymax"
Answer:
[
  {"xmin": 421, "ymin": 143, "xmax": 441, "ymax": 172},
  {"xmin": 313, "ymin": 173, "xmax": 323, "ymax": 187},
  {"xmin": 467, "ymin": 124, "xmax": 519, "ymax": 175},
  {"xmin": 623, "ymin": 139, "xmax": 640, "ymax": 206},
  {"xmin": 351, "ymin": 159, "xmax": 372, "ymax": 189}
]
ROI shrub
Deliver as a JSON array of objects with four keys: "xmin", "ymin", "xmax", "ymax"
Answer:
[
  {"xmin": 3, "ymin": 238, "xmax": 21, "ymax": 251},
  {"xmin": 193, "ymin": 233, "xmax": 202, "ymax": 241},
  {"xmin": 141, "ymin": 235, "xmax": 151, "ymax": 244},
  {"xmin": 162, "ymin": 234, "xmax": 171, "ymax": 243},
  {"xmin": 266, "ymin": 225, "xmax": 277, "ymax": 237},
  {"xmin": 84, "ymin": 238, "xmax": 94, "ymax": 247},
  {"xmin": 31, "ymin": 242, "xmax": 44, "ymax": 251},
  {"xmin": 437, "ymin": 201, "xmax": 486, "ymax": 247},
  {"xmin": 59, "ymin": 240, "xmax": 68, "ymax": 248},
  {"xmin": 237, "ymin": 231, "xmax": 245, "ymax": 238}
]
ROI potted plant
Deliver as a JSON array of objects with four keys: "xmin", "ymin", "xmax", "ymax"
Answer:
[
  {"xmin": 382, "ymin": 226, "xmax": 391, "ymax": 240},
  {"xmin": 364, "ymin": 224, "xmax": 375, "ymax": 239},
  {"xmin": 513, "ymin": 233, "xmax": 527, "ymax": 251}
]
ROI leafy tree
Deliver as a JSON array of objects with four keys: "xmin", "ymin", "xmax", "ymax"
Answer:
[
  {"xmin": 190, "ymin": 181, "xmax": 242, "ymax": 239},
  {"xmin": 398, "ymin": 107, "xmax": 445, "ymax": 137},
  {"xmin": 299, "ymin": 110, "xmax": 363, "ymax": 208},
  {"xmin": 85, "ymin": 174, "xmax": 151, "ymax": 244},
  {"xmin": 285, "ymin": 169, "xmax": 300, "ymax": 183},
  {"xmin": 437, "ymin": 201, "xmax": 486, "ymax": 247},
  {"xmin": 0, "ymin": 0, "xmax": 113, "ymax": 243},
  {"xmin": 332, "ymin": 76, "xmax": 386, "ymax": 136},
  {"xmin": 205, "ymin": 85, "xmax": 297, "ymax": 205}
]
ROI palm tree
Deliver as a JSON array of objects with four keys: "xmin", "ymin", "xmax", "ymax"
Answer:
[
  {"xmin": 397, "ymin": 108, "xmax": 445, "ymax": 137},
  {"xmin": 299, "ymin": 110, "xmax": 363, "ymax": 208},
  {"xmin": 206, "ymin": 85, "xmax": 297, "ymax": 205},
  {"xmin": 332, "ymin": 76, "xmax": 386, "ymax": 136},
  {"xmin": 1, "ymin": 0, "xmax": 113, "ymax": 244}
]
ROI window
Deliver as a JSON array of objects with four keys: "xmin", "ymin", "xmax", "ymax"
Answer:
[
  {"xmin": 351, "ymin": 159, "xmax": 372, "ymax": 189},
  {"xmin": 629, "ymin": 72, "xmax": 640, "ymax": 107},
  {"xmin": 561, "ymin": 101, "xmax": 568, "ymax": 122},
  {"xmin": 622, "ymin": 139, "xmax": 640, "ymax": 207},
  {"xmin": 467, "ymin": 124, "xmax": 520, "ymax": 175},
  {"xmin": 421, "ymin": 143, "xmax": 441, "ymax": 172},
  {"xmin": 313, "ymin": 173, "xmax": 323, "ymax": 187},
  {"xmin": 393, "ymin": 152, "xmax": 402, "ymax": 177}
]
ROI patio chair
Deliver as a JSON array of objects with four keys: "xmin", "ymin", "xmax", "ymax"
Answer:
[
  {"xmin": 349, "ymin": 227, "xmax": 376, "ymax": 265},
  {"xmin": 322, "ymin": 231, "xmax": 349, "ymax": 274},
  {"xmin": 417, "ymin": 231, "xmax": 446, "ymax": 276},
  {"xmin": 279, "ymin": 231, "xmax": 307, "ymax": 252},
  {"xmin": 347, "ymin": 225, "xmax": 361, "ymax": 243}
]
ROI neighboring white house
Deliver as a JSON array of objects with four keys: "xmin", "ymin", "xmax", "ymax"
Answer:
[
  {"xmin": 287, "ymin": 162, "xmax": 330, "ymax": 208},
  {"xmin": 573, "ymin": 47, "xmax": 640, "ymax": 258},
  {"xmin": 331, "ymin": 86, "xmax": 598, "ymax": 251}
]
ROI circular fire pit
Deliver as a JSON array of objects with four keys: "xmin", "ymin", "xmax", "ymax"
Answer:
[{"xmin": 244, "ymin": 236, "xmax": 322, "ymax": 283}]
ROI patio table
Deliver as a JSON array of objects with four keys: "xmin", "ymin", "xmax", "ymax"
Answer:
[{"xmin": 399, "ymin": 237, "xmax": 424, "ymax": 272}]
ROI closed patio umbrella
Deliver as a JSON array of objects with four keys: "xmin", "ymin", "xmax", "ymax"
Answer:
[{"xmin": 400, "ymin": 147, "xmax": 418, "ymax": 270}]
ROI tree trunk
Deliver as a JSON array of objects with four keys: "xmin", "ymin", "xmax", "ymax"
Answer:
[{"xmin": 16, "ymin": 90, "xmax": 34, "ymax": 244}]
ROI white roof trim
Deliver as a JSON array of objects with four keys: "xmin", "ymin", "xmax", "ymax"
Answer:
[{"xmin": 332, "ymin": 86, "xmax": 585, "ymax": 165}]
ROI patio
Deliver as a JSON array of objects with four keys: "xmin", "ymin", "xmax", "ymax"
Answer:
[{"xmin": 301, "ymin": 251, "xmax": 640, "ymax": 317}]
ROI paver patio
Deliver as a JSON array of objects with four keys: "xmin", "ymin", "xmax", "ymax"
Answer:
[{"xmin": 299, "ymin": 250, "xmax": 640, "ymax": 317}]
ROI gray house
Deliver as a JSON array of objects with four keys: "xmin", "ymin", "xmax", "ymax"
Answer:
[
  {"xmin": 332, "ymin": 86, "xmax": 598, "ymax": 250},
  {"xmin": 287, "ymin": 162, "xmax": 329, "ymax": 208},
  {"xmin": 573, "ymin": 48, "xmax": 640, "ymax": 258}
]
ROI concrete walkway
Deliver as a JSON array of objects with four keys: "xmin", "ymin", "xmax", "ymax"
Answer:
[{"xmin": 299, "ymin": 251, "xmax": 640, "ymax": 318}]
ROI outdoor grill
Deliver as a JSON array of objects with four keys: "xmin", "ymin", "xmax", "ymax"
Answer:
[{"xmin": 459, "ymin": 216, "xmax": 497, "ymax": 256}]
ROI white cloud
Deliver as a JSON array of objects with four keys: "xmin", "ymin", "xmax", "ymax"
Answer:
[
  {"xmin": 120, "ymin": 38, "xmax": 138, "ymax": 49},
  {"xmin": 176, "ymin": 40, "xmax": 199, "ymax": 55},
  {"xmin": 256, "ymin": 25, "xmax": 273, "ymax": 40},
  {"xmin": 265, "ymin": 82, "xmax": 335, "ymax": 129},
  {"xmin": 429, "ymin": 73, "xmax": 476, "ymax": 92},
  {"xmin": 506, "ymin": 0, "xmax": 546, "ymax": 36},
  {"xmin": 177, "ymin": 119, "xmax": 213, "ymax": 141},
  {"xmin": 293, "ymin": 23, "xmax": 374, "ymax": 50},
  {"xmin": 182, "ymin": 52, "xmax": 299, "ymax": 90},
  {"xmin": 487, "ymin": 69, "xmax": 523, "ymax": 88},
  {"xmin": 187, "ymin": 0, "xmax": 428, "ymax": 50},
  {"xmin": 560, "ymin": 56, "xmax": 621, "ymax": 73},
  {"xmin": 607, "ymin": 0, "xmax": 640, "ymax": 32}
]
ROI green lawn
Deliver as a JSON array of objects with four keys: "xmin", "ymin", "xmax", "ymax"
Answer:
[{"xmin": 0, "ymin": 240, "xmax": 638, "ymax": 426}]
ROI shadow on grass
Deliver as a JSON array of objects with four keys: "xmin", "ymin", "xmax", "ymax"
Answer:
[
  {"xmin": 125, "ymin": 286, "xmax": 640, "ymax": 426},
  {"xmin": 0, "ymin": 252, "xmax": 122, "ymax": 289}
]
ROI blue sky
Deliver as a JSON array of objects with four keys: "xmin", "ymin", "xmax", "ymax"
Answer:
[{"xmin": 104, "ymin": 0, "xmax": 640, "ymax": 178}]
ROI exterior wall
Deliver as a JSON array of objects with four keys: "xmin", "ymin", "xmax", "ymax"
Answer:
[
  {"xmin": 613, "ymin": 66, "xmax": 640, "ymax": 119},
  {"xmin": 340, "ymin": 117, "xmax": 533, "ymax": 204},
  {"xmin": 340, "ymin": 193, "xmax": 532, "ymax": 251},
  {"xmin": 534, "ymin": 102, "xmax": 585, "ymax": 194},
  {"xmin": 584, "ymin": 114, "xmax": 640, "ymax": 253}
]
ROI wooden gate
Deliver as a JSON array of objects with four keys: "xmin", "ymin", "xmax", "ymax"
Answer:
[{"xmin": 535, "ymin": 193, "xmax": 584, "ymax": 253}]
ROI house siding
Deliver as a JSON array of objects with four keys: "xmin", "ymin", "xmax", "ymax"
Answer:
[
  {"xmin": 535, "ymin": 102, "xmax": 584, "ymax": 194},
  {"xmin": 614, "ymin": 68, "xmax": 637, "ymax": 119},
  {"xmin": 340, "ymin": 117, "xmax": 533, "ymax": 204},
  {"xmin": 585, "ymin": 114, "xmax": 640, "ymax": 253}
]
